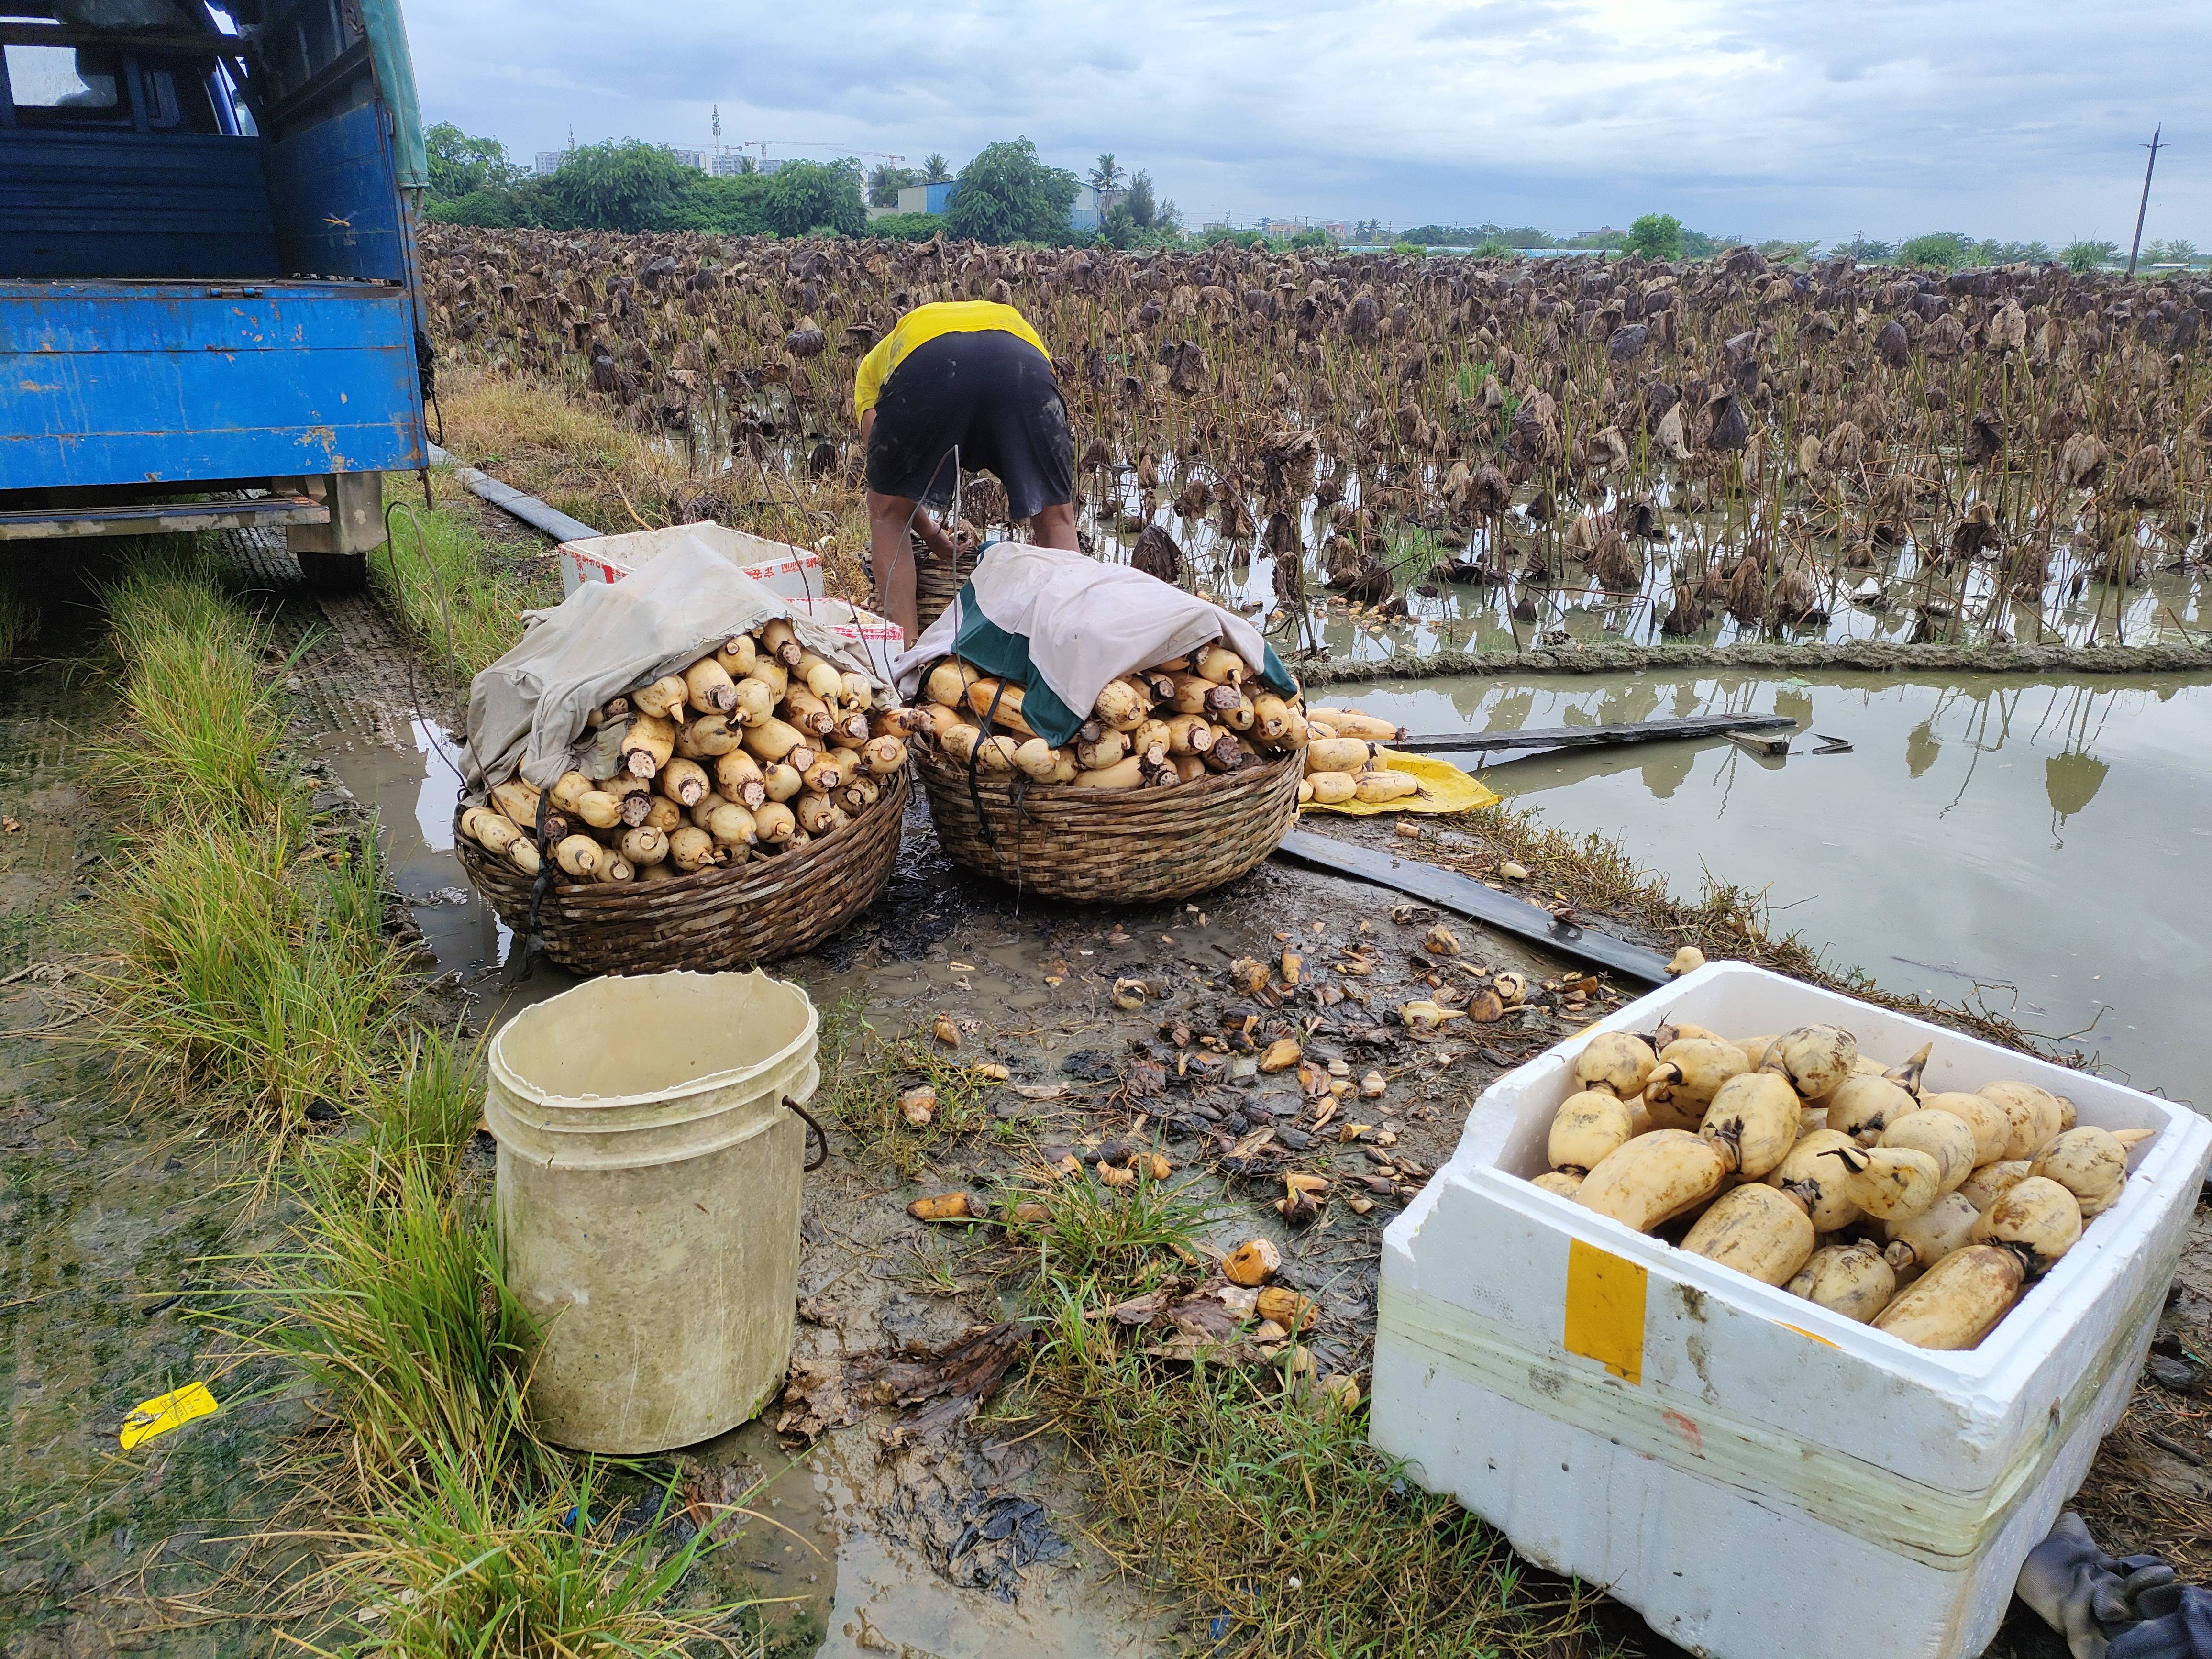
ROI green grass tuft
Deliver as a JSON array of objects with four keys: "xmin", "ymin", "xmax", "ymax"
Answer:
[
  {"xmin": 372, "ymin": 502, "xmax": 557, "ymax": 681},
  {"xmin": 103, "ymin": 550, "xmax": 299, "ymax": 827},
  {"xmin": 818, "ymin": 1006, "xmax": 1011, "ymax": 1177},
  {"xmin": 308, "ymin": 1439, "xmax": 743, "ymax": 1657},
  {"xmin": 237, "ymin": 1144, "xmax": 537, "ymax": 1496},
  {"xmin": 1002, "ymin": 1165, "xmax": 1216, "ymax": 1289},
  {"xmin": 1030, "ymin": 1288, "xmax": 1611, "ymax": 1658},
  {"xmin": 101, "ymin": 820, "xmax": 403, "ymax": 1134}
]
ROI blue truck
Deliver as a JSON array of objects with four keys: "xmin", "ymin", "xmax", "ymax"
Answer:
[{"xmin": 0, "ymin": 0, "xmax": 429, "ymax": 587}]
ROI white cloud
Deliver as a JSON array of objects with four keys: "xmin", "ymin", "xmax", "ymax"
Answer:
[{"xmin": 399, "ymin": 0, "xmax": 2210, "ymax": 243}]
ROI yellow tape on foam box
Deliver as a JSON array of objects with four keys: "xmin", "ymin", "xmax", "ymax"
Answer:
[
  {"xmin": 119, "ymin": 1381, "xmax": 218, "ymax": 1450},
  {"xmin": 1298, "ymin": 748, "xmax": 1500, "ymax": 817}
]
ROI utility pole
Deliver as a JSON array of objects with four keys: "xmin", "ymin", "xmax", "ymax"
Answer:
[{"xmin": 2125, "ymin": 124, "xmax": 2164, "ymax": 278}]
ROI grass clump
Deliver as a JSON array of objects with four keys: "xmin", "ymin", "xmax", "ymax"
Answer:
[
  {"xmin": 373, "ymin": 501, "xmax": 558, "ymax": 680},
  {"xmin": 102, "ymin": 819, "xmax": 402, "ymax": 1134},
  {"xmin": 0, "ymin": 566, "xmax": 43, "ymax": 664},
  {"xmin": 818, "ymin": 1006, "xmax": 1009, "ymax": 1177},
  {"xmin": 311, "ymin": 1445, "xmax": 738, "ymax": 1658},
  {"xmin": 243, "ymin": 1142, "xmax": 535, "ymax": 1495},
  {"xmin": 103, "ymin": 547, "xmax": 298, "ymax": 826},
  {"xmin": 1002, "ymin": 1164, "xmax": 1216, "ymax": 1287},
  {"xmin": 1030, "ymin": 1290, "xmax": 1607, "ymax": 1658}
]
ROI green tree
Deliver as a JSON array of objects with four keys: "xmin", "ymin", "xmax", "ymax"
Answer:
[
  {"xmin": 1623, "ymin": 212, "xmax": 1683, "ymax": 260},
  {"xmin": 863, "ymin": 211, "xmax": 947, "ymax": 243},
  {"xmin": 922, "ymin": 152, "xmax": 953, "ymax": 183},
  {"xmin": 1829, "ymin": 233, "xmax": 1896, "ymax": 263},
  {"xmin": 1087, "ymin": 152, "xmax": 1125, "ymax": 214},
  {"xmin": 867, "ymin": 162, "xmax": 917, "ymax": 208},
  {"xmin": 424, "ymin": 188, "xmax": 535, "ymax": 228},
  {"xmin": 2060, "ymin": 239, "xmax": 2118, "ymax": 273},
  {"xmin": 2145, "ymin": 237, "xmax": 2198, "ymax": 265},
  {"xmin": 1470, "ymin": 233, "xmax": 1513, "ymax": 260},
  {"xmin": 763, "ymin": 158, "xmax": 866, "ymax": 237},
  {"xmin": 540, "ymin": 140, "xmax": 698, "ymax": 232},
  {"xmin": 424, "ymin": 122, "xmax": 520, "ymax": 200},
  {"xmin": 945, "ymin": 139, "xmax": 1078, "ymax": 244},
  {"xmin": 1897, "ymin": 231, "xmax": 1978, "ymax": 270},
  {"xmin": 1098, "ymin": 199, "xmax": 1139, "ymax": 249},
  {"xmin": 1289, "ymin": 225, "xmax": 1337, "ymax": 250},
  {"xmin": 1124, "ymin": 170, "xmax": 1157, "ymax": 228},
  {"xmin": 679, "ymin": 172, "xmax": 774, "ymax": 234}
]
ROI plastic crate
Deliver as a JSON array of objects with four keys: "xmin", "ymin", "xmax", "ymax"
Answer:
[{"xmin": 557, "ymin": 521, "xmax": 825, "ymax": 600}]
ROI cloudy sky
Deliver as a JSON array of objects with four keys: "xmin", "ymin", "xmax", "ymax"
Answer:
[{"xmin": 401, "ymin": 0, "xmax": 2207, "ymax": 246}]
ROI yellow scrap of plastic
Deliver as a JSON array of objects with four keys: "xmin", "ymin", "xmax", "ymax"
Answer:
[
  {"xmin": 119, "ymin": 1381, "xmax": 218, "ymax": 1450},
  {"xmin": 1299, "ymin": 749, "xmax": 1501, "ymax": 817}
]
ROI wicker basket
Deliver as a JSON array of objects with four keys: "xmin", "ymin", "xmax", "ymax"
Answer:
[
  {"xmin": 453, "ymin": 768, "xmax": 908, "ymax": 976},
  {"xmin": 861, "ymin": 543, "xmax": 983, "ymax": 635},
  {"xmin": 914, "ymin": 745, "xmax": 1302, "ymax": 904}
]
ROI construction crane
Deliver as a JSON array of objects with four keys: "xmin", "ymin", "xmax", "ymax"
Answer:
[{"xmin": 733, "ymin": 140, "xmax": 905, "ymax": 166}]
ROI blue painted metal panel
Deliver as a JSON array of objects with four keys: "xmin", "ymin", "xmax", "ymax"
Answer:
[
  {"xmin": 0, "ymin": 130, "xmax": 280, "ymax": 278},
  {"xmin": 264, "ymin": 100, "xmax": 406, "ymax": 281},
  {"xmin": 0, "ymin": 279, "xmax": 423, "ymax": 488}
]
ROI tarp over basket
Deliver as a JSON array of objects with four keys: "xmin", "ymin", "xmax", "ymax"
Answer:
[
  {"xmin": 888, "ymin": 541, "xmax": 1296, "ymax": 747},
  {"xmin": 462, "ymin": 538, "xmax": 885, "ymax": 794}
]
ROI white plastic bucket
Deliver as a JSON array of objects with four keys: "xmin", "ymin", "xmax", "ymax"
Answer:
[{"xmin": 486, "ymin": 970, "xmax": 820, "ymax": 1452}]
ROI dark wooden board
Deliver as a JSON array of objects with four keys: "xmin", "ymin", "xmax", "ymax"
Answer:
[
  {"xmin": 1391, "ymin": 711, "xmax": 1798, "ymax": 755},
  {"xmin": 1272, "ymin": 830, "xmax": 1672, "ymax": 984}
]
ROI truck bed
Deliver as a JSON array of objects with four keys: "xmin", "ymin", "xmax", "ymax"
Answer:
[{"xmin": 0, "ymin": 276, "xmax": 425, "ymax": 490}]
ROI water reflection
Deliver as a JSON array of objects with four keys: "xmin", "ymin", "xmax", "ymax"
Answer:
[{"xmin": 1337, "ymin": 669, "xmax": 2212, "ymax": 1098}]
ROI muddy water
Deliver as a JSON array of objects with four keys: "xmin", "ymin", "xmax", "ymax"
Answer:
[{"xmin": 1334, "ymin": 668, "xmax": 2212, "ymax": 1099}]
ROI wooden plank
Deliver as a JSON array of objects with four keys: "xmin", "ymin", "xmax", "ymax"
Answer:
[
  {"xmin": 0, "ymin": 494, "xmax": 326, "ymax": 541},
  {"xmin": 1392, "ymin": 711, "xmax": 1797, "ymax": 755},
  {"xmin": 0, "ymin": 22, "xmax": 249, "ymax": 55},
  {"xmin": 1272, "ymin": 829, "xmax": 1671, "ymax": 985}
]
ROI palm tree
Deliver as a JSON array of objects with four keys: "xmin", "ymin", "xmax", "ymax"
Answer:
[
  {"xmin": 866, "ymin": 162, "xmax": 916, "ymax": 208},
  {"xmin": 922, "ymin": 152, "xmax": 952, "ymax": 184},
  {"xmin": 1087, "ymin": 153, "xmax": 1124, "ymax": 213}
]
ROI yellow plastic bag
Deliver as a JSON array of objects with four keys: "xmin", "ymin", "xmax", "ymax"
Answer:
[
  {"xmin": 1298, "ymin": 749, "xmax": 1501, "ymax": 816},
  {"xmin": 120, "ymin": 1381, "xmax": 218, "ymax": 1450}
]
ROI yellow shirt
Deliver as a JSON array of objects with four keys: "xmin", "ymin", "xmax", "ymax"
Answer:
[{"xmin": 852, "ymin": 301, "xmax": 1050, "ymax": 420}]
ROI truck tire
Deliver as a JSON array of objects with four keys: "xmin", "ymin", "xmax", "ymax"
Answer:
[{"xmin": 296, "ymin": 551, "xmax": 369, "ymax": 594}]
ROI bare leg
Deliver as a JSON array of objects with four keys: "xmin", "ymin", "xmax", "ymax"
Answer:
[
  {"xmin": 1029, "ymin": 500, "xmax": 1080, "ymax": 552},
  {"xmin": 867, "ymin": 489, "xmax": 924, "ymax": 644}
]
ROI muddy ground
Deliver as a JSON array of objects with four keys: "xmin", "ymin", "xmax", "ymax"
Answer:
[{"xmin": 0, "ymin": 538, "xmax": 2206, "ymax": 1658}]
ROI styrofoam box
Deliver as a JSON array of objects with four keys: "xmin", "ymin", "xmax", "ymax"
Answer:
[
  {"xmin": 557, "ymin": 521, "xmax": 826, "ymax": 600},
  {"xmin": 1370, "ymin": 961, "xmax": 2211, "ymax": 1659}
]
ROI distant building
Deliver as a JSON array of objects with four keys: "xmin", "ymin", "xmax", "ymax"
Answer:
[
  {"xmin": 533, "ymin": 149, "xmax": 571, "ymax": 177},
  {"xmin": 895, "ymin": 181, "xmax": 959, "ymax": 216}
]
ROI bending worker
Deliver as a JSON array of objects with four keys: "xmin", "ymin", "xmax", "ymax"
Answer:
[{"xmin": 853, "ymin": 297, "xmax": 1078, "ymax": 642}]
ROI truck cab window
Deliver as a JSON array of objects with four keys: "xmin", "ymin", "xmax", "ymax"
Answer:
[{"xmin": 3, "ymin": 43, "xmax": 123, "ymax": 115}]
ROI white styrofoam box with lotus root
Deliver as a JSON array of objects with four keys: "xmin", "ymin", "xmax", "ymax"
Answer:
[
  {"xmin": 557, "ymin": 521, "xmax": 826, "ymax": 600},
  {"xmin": 1369, "ymin": 960, "xmax": 2210, "ymax": 1659}
]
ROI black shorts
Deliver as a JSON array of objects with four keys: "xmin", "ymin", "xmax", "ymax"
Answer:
[{"xmin": 865, "ymin": 330, "xmax": 1074, "ymax": 521}]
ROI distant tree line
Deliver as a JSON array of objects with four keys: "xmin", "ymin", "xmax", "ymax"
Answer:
[
  {"xmin": 421, "ymin": 126, "xmax": 1192, "ymax": 249},
  {"xmin": 422, "ymin": 128, "xmax": 2203, "ymax": 271}
]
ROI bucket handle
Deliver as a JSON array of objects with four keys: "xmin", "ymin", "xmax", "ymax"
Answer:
[{"xmin": 785, "ymin": 1095, "xmax": 829, "ymax": 1172}]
